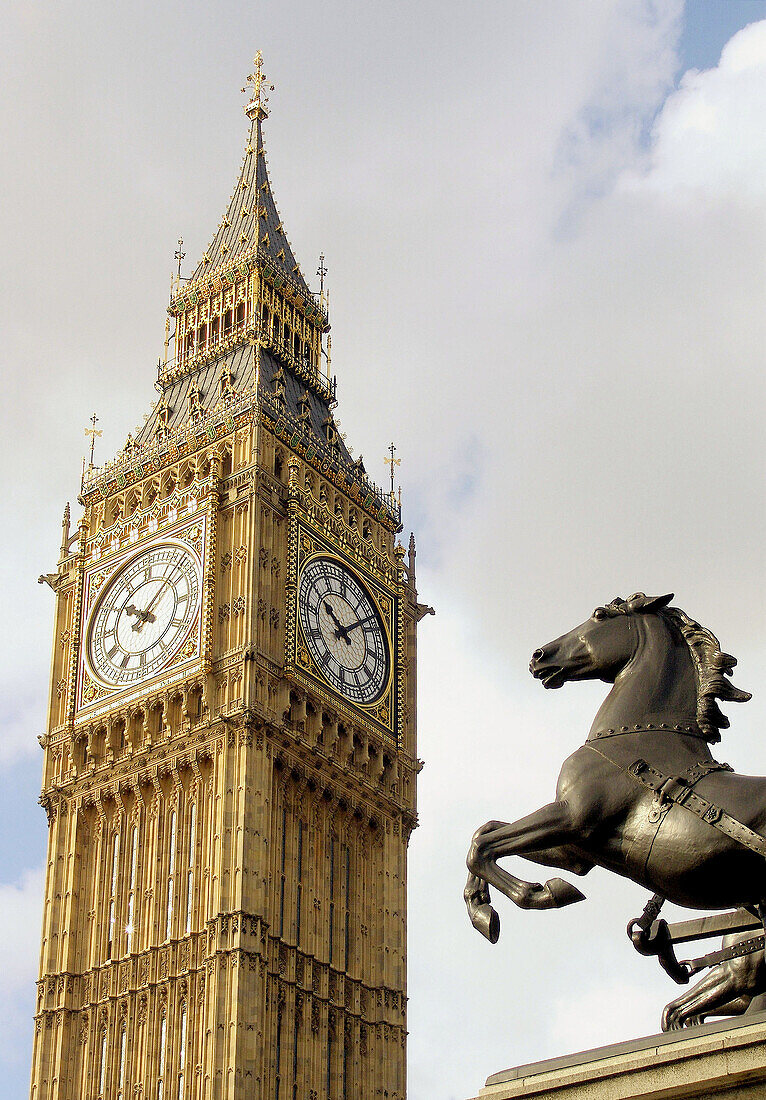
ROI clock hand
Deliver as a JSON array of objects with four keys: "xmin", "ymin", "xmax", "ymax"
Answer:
[
  {"xmin": 323, "ymin": 600, "xmax": 351, "ymax": 645},
  {"xmin": 126, "ymin": 602, "xmax": 156, "ymax": 627},
  {"xmin": 343, "ymin": 613, "xmax": 376, "ymax": 634},
  {"xmin": 131, "ymin": 580, "xmax": 170, "ymax": 632},
  {"xmin": 131, "ymin": 610, "xmax": 156, "ymax": 628}
]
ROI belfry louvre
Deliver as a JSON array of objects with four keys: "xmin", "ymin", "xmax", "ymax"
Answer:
[{"xmin": 31, "ymin": 54, "xmax": 425, "ymax": 1100}]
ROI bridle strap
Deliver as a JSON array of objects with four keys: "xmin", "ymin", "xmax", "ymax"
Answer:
[{"xmin": 589, "ymin": 721, "xmax": 705, "ymax": 742}]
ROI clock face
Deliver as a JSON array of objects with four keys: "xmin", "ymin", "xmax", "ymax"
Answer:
[
  {"xmin": 298, "ymin": 557, "xmax": 389, "ymax": 705},
  {"xmin": 87, "ymin": 542, "xmax": 202, "ymax": 687}
]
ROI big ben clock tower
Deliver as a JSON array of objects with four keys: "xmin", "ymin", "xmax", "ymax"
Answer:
[{"xmin": 30, "ymin": 55, "xmax": 427, "ymax": 1100}]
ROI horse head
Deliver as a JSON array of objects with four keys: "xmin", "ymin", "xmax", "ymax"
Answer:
[
  {"xmin": 530, "ymin": 592, "xmax": 751, "ymax": 742},
  {"xmin": 530, "ymin": 592, "xmax": 674, "ymax": 689}
]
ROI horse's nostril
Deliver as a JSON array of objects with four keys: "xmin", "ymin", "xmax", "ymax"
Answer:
[{"xmin": 532, "ymin": 648, "xmax": 545, "ymax": 662}]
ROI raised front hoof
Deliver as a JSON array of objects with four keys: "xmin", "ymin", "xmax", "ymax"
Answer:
[
  {"xmin": 470, "ymin": 903, "xmax": 500, "ymax": 943},
  {"xmin": 527, "ymin": 877, "xmax": 586, "ymax": 910}
]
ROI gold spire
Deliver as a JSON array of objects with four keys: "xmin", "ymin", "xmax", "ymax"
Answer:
[{"xmin": 242, "ymin": 50, "xmax": 274, "ymax": 120}]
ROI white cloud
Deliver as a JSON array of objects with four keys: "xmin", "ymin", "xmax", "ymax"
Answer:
[
  {"xmin": 628, "ymin": 18, "xmax": 766, "ymax": 201},
  {"xmin": 409, "ymin": 13, "xmax": 766, "ymax": 1094},
  {"xmin": 429, "ymin": 15, "xmax": 766, "ymax": 686}
]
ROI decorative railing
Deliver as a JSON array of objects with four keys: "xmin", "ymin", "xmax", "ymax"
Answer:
[
  {"xmin": 158, "ymin": 326, "xmax": 255, "ymax": 388},
  {"xmin": 80, "ymin": 389, "xmax": 257, "ymax": 499},
  {"xmin": 159, "ymin": 322, "xmax": 335, "ymax": 404},
  {"xmin": 168, "ymin": 243, "xmax": 328, "ymax": 329},
  {"xmin": 260, "ymin": 388, "xmax": 401, "ymax": 529}
]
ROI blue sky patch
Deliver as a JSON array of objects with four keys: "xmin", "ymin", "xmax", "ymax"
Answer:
[{"xmin": 680, "ymin": 0, "xmax": 766, "ymax": 72}]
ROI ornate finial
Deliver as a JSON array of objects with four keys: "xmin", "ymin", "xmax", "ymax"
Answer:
[
  {"xmin": 317, "ymin": 253, "xmax": 327, "ymax": 296},
  {"xmin": 384, "ymin": 442, "xmax": 401, "ymax": 498},
  {"xmin": 243, "ymin": 51, "xmax": 274, "ymax": 119},
  {"xmin": 60, "ymin": 502, "xmax": 71, "ymax": 556},
  {"xmin": 84, "ymin": 413, "xmax": 102, "ymax": 468},
  {"xmin": 174, "ymin": 237, "xmax": 186, "ymax": 280},
  {"xmin": 407, "ymin": 534, "xmax": 417, "ymax": 592},
  {"xmin": 287, "ymin": 455, "xmax": 300, "ymax": 493}
]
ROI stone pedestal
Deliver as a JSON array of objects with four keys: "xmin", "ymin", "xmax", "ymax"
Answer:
[{"xmin": 472, "ymin": 1012, "xmax": 766, "ymax": 1100}]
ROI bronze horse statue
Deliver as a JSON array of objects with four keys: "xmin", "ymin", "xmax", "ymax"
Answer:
[{"xmin": 464, "ymin": 593, "xmax": 766, "ymax": 1029}]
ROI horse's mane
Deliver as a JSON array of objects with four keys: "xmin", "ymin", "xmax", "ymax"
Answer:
[{"xmin": 595, "ymin": 593, "xmax": 752, "ymax": 743}]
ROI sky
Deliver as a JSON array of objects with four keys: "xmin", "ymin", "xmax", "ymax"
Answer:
[{"xmin": 4, "ymin": 1, "xmax": 766, "ymax": 1097}]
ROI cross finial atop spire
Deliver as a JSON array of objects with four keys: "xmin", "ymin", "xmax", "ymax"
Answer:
[
  {"xmin": 243, "ymin": 50, "xmax": 274, "ymax": 120},
  {"xmin": 174, "ymin": 237, "xmax": 186, "ymax": 280},
  {"xmin": 384, "ymin": 442, "xmax": 401, "ymax": 498},
  {"xmin": 84, "ymin": 413, "xmax": 102, "ymax": 468}
]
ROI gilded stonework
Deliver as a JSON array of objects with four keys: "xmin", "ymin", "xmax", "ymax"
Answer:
[
  {"xmin": 32, "ymin": 59, "xmax": 422, "ymax": 1100},
  {"xmin": 81, "ymin": 670, "xmax": 108, "ymax": 705}
]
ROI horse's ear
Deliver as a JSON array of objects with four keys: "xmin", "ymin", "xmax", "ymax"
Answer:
[{"xmin": 643, "ymin": 593, "xmax": 674, "ymax": 612}]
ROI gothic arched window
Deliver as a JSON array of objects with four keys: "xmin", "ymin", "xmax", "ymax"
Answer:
[
  {"xmin": 107, "ymin": 831, "xmax": 120, "ymax": 959},
  {"xmin": 117, "ymin": 1024, "xmax": 127, "ymax": 1100},
  {"xmin": 165, "ymin": 811, "xmax": 177, "ymax": 940},
  {"xmin": 185, "ymin": 802, "xmax": 196, "ymax": 935},
  {"xmin": 157, "ymin": 1012, "xmax": 167, "ymax": 1100},
  {"xmin": 126, "ymin": 824, "xmax": 138, "ymax": 955},
  {"xmin": 98, "ymin": 1025, "xmax": 108, "ymax": 1099},
  {"xmin": 177, "ymin": 1003, "xmax": 187, "ymax": 1100}
]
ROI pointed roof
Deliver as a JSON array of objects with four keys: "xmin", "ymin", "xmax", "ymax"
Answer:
[
  {"xmin": 189, "ymin": 110, "xmax": 310, "ymax": 297},
  {"xmin": 168, "ymin": 54, "xmax": 325, "ymax": 332}
]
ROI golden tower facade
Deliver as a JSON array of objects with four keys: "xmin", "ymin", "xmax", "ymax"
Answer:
[{"xmin": 31, "ymin": 57, "xmax": 426, "ymax": 1100}]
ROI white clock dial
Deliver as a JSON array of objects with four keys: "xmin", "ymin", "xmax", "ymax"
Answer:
[
  {"xmin": 298, "ymin": 557, "xmax": 389, "ymax": 705},
  {"xmin": 88, "ymin": 542, "xmax": 201, "ymax": 687}
]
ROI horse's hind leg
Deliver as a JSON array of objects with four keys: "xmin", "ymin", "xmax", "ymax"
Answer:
[
  {"xmin": 524, "ymin": 845, "xmax": 595, "ymax": 876},
  {"xmin": 687, "ymin": 995, "xmax": 751, "ymax": 1026}
]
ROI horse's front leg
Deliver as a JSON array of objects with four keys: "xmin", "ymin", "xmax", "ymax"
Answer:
[
  {"xmin": 467, "ymin": 802, "xmax": 586, "ymax": 914},
  {"xmin": 464, "ymin": 820, "xmax": 505, "ymax": 941},
  {"xmin": 464, "ymin": 871, "xmax": 500, "ymax": 943}
]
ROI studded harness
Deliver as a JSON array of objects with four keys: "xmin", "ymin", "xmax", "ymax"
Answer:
[{"xmin": 587, "ymin": 724, "xmax": 766, "ymax": 979}]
